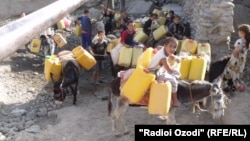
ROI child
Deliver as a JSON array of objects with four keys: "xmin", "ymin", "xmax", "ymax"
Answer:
[
  {"xmin": 89, "ymin": 31, "xmax": 108, "ymax": 84},
  {"xmin": 148, "ymin": 37, "xmax": 180, "ymax": 107},
  {"xmin": 120, "ymin": 20, "xmax": 138, "ymax": 47},
  {"xmin": 222, "ymin": 24, "xmax": 250, "ymax": 92},
  {"xmin": 167, "ymin": 15, "xmax": 185, "ymax": 40}
]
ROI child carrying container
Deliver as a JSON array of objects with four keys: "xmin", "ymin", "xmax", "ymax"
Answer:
[{"xmin": 148, "ymin": 37, "xmax": 180, "ymax": 107}]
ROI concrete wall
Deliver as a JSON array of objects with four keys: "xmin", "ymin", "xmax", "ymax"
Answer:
[{"xmin": 0, "ymin": 0, "xmax": 56, "ymax": 20}]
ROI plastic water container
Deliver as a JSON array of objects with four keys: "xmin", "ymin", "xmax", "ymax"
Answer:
[
  {"xmin": 44, "ymin": 56, "xmax": 62, "ymax": 82},
  {"xmin": 179, "ymin": 56, "xmax": 192, "ymax": 80},
  {"xmin": 181, "ymin": 39, "xmax": 198, "ymax": 55},
  {"xmin": 148, "ymin": 81, "xmax": 171, "ymax": 116},
  {"xmin": 153, "ymin": 25, "xmax": 168, "ymax": 41},
  {"xmin": 121, "ymin": 66, "xmax": 156, "ymax": 103},
  {"xmin": 53, "ymin": 33, "xmax": 67, "ymax": 48},
  {"xmin": 30, "ymin": 38, "xmax": 41, "ymax": 53},
  {"xmin": 134, "ymin": 30, "xmax": 148, "ymax": 43},
  {"xmin": 136, "ymin": 47, "xmax": 154, "ymax": 68},
  {"xmin": 188, "ymin": 56, "xmax": 207, "ymax": 80},
  {"xmin": 118, "ymin": 47, "xmax": 133, "ymax": 67},
  {"xmin": 72, "ymin": 46, "xmax": 96, "ymax": 70},
  {"xmin": 131, "ymin": 47, "xmax": 144, "ymax": 67},
  {"xmin": 57, "ymin": 19, "xmax": 65, "ymax": 29}
]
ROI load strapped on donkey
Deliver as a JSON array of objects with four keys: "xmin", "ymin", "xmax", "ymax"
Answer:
[{"xmin": 107, "ymin": 38, "xmax": 231, "ymax": 135}]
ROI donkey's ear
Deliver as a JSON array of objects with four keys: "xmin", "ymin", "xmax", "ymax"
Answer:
[{"xmin": 50, "ymin": 73, "xmax": 56, "ymax": 83}]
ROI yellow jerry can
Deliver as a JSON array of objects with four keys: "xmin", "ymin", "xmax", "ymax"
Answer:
[
  {"xmin": 131, "ymin": 47, "xmax": 144, "ymax": 68},
  {"xmin": 188, "ymin": 56, "xmax": 207, "ymax": 81},
  {"xmin": 57, "ymin": 19, "xmax": 65, "ymax": 29},
  {"xmin": 157, "ymin": 16, "xmax": 166, "ymax": 25},
  {"xmin": 76, "ymin": 48, "xmax": 96, "ymax": 70},
  {"xmin": 30, "ymin": 38, "xmax": 41, "ymax": 53},
  {"xmin": 181, "ymin": 39, "xmax": 198, "ymax": 55},
  {"xmin": 179, "ymin": 56, "xmax": 193, "ymax": 80},
  {"xmin": 121, "ymin": 66, "xmax": 156, "ymax": 103},
  {"xmin": 74, "ymin": 24, "xmax": 82, "ymax": 36},
  {"xmin": 118, "ymin": 47, "xmax": 133, "ymax": 67},
  {"xmin": 153, "ymin": 25, "xmax": 168, "ymax": 41},
  {"xmin": 134, "ymin": 30, "xmax": 148, "ymax": 43},
  {"xmin": 197, "ymin": 42, "xmax": 211, "ymax": 56},
  {"xmin": 44, "ymin": 56, "xmax": 62, "ymax": 82},
  {"xmin": 136, "ymin": 47, "xmax": 154, "ymax": 68},
  {"xmin": 53, "ymin": 33, "xmax": 67, "ymax": 48},
  {"xmin": 148, "ymin": 81, "xmax": 172, "ymax": 116}
]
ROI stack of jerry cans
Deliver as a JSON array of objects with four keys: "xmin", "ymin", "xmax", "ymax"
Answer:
[
  {"xmin": 118, "ymin": 46, "xmax": 133, "ymax": 67},
  {"xmin": 53, "ymin": 33, "xmax": 67, "ymax": 48},
  {"xmin": 44, "ymin": 55, "xmax": 62, "ymax": 82},
  {"xmin": 136, "ymin": 47, "xmax": 154, "ymax": 68},
  {"xmin": 121, "ymin": 66, "xmax": 156, "ymax": 104},
  {"xmin": 180, "ymin": 39, "xmax": 198, "ymax": 55},
  {"xmin": 30, "ymin": 38, "xmax": 41, "ymax": 53},
  {"xmin": 131, "ymin": 48, "xmax": 144, "ymax": 68},
  {"xmin": 72, "ymin": 46, "xmax": 96, "ymax": 70},
  {"xmin": 148, "ymin": 80, "xmax": 172, "ymax": 116},
  {"xmin": 188, "ymin": 56, "xmax": 207, "ymax": 81}
]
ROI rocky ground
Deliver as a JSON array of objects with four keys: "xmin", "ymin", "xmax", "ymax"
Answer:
[{"xmin": 0, "ymin": 1, "xmax": 250, "ymax": 141}]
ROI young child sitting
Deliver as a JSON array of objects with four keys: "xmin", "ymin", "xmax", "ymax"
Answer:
[{"xmin": 148, "ymin": 37, "xmax": 180, "ymax": 107}]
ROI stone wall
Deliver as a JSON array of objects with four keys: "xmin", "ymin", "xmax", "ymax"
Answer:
[{"xmin": 182, "ymin": 0, "xmax": 235, "ymax": 47}]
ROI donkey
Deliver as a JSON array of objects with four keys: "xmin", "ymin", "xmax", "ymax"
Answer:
[
  {"xmin": 208, "ymin": 55, "xmax": 236, "ymax": 93},
  {"xmin": 50, "ymin": 59, "xmax": 80, "ymax": 105},
  {"xmin": 107, "ymin": 75, "xmax": 230, "ymax": 136}
]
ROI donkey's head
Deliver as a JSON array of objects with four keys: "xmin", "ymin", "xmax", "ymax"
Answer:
[
  {"xmin": 50, "ymin": 73, "xmax": 66, "ymax": 102},
  {"xmin": 208, "ymin": 81, "xmax": 231, "ymax": 120}
]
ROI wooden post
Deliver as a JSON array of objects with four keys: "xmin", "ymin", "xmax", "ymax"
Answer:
[{"xmin": 0, "ymin": 0, "xmax": 87, "ymax": 61}]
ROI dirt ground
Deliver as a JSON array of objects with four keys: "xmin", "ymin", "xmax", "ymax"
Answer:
[{"xmin": 0, "ymin": 1, "xmax": 250, "ymax": 141}]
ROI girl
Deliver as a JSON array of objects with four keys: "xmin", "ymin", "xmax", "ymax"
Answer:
[
  {"xmin": 148, "ymin": 37, "xmax": 180, "ymax": 107},
  {"xmin": 222, "ymin": 24, "xmax": 250, "ymax": 92}
]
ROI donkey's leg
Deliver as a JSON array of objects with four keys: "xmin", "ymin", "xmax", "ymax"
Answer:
[
  {"xmin": 111, "ymin": 96, "xmax": 128, "ymax": 136},
  {"xmin": 111, "ymin": 97, "xmax": 121, "ymax": 135},
  {"xmin": 118, "ymin": 97, "xmax": 129, "ymax": 134},
  {"xmin": 166, "ymin": 107, "xmax": 177, "ymax": 125},
  {"xmin": 70, "ymin": 83, "xmax": 78, "ymax": 105}
]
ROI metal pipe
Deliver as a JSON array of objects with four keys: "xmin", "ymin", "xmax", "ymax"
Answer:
[{"xmin": 0, "ymin": 0, "xmax": 87, "ymax": 61}]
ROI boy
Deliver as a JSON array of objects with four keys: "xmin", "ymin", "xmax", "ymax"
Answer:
[{"xmin": 89, "ymin": 31, "xmax": 108, "ymax": 84}]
